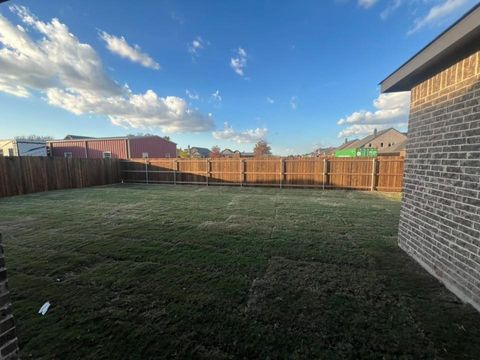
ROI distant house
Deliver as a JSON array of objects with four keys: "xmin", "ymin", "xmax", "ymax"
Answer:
[
  {"xmin": 381, "ymin": 139, "xmax": 407, "ymax": 157},
  {"xmin": 48, "ymin": 135, "xmax": 176, "ymax": 159},
  {"xmin": 311, "ymin": 138, "xmax": 358, "ymax": 157},
  {"xmin": 311, "ymin": 147, "xmax": 336, "ymax": 157},
  {"xmin": 221, "ymin": 149, "xmax": 238, "ymax": 157},
  {"xmin": 64, "ymin": 135, "xmax": 92, "ymax": 140},
  {"xmin": 341, "ymin": 128, "xmax": 407, "ymax": 154},
  {"xmin": 221, "ymin": 149, "xmax": 234, "ymax": 157},
  {"xmin": 189, "ymin": 147, "xmax": 211, "ymax": 158},
  {"xmin": 0, "ymin": 139, "xmax": 48, "ymax": 157},
  {"xmin": 336, "ymin": 139, "xmax": 360, "ymax": 152},
  {"xmin": 239, "ymin": 152, "xmax": 254, "ymax": 158}
]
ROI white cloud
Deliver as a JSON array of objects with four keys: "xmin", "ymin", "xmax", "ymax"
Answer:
[
  {"xmin": 338, "ymin": 124, "xmax": 408, "ymax": 138},
  {"xmin": 408, "ymin": 0, "xmax": 468, "ymax": 34},
  {"xmin": 358, "ymin": 0, "xmax": 379, "ymax": 9},
  {"xmin": 212, "ymin": 122, "xmax": 268, "ymax": 144},
  {"xmin": 170, "ymin": 12, "xmax": 185, "ymax": 25},
  {"xmin": 0, "ymin": 6, "xmax": 213, "ymax": 133},
  {"xmin": 47, "ymin": 89, "xmax": 214, "ymax": 132},
  {"xmin": 99, "ymin": 31, "xmax": 160, "ymax": 70},
  {"xmin": 211, "ymin": 90, "xmax": 222, "ymax": 102},
  {"xmin": 230, "ymin": 47, "xmax": 248, "ymax": 76},
  {"xmin": 185, "ymin": 89, "xmax": 199, "ymax": 100},
  {"xmin": 266, "ymin": 97, "xmax": 274, "ymax": 104},
  {"xmin": 1, "ymin": 6, "xmax": 121, "ymax": 97},
  {"xmin": 380, "ymin": 0, "xmax": 404, "ymax": 20},
  {"xmin": 188, "ymin": 36, "xmax": 205, "ymax": 57},
  {"xmin": 337, "ymin": 92, "xmax": 410, "ymax": 137},
  {"xmin": 290, "ymin": 96, "xmax": 298, "ymax": 110}
]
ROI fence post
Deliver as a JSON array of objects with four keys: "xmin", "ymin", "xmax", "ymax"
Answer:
[
  {"xmin": 173, "ymin": 159, "xmax": 177, "ymax": 185},
  {"xmin": 145, "ymin": 159, "xmax": 149, "ymax": 184},
  {"xmin": 371, "ymin": 157, "xmax": 377, "ymax": 191},
  {"xmin": 280, "ymin": 158, "xmax": 286, "ymax": 189},
  {"xmin": 206, "ymin": 159, "xmax": 210, "ymax": 186},
  {"xmin": 241, "ymin": 159, "xmax": 246, "ymax": 187},
  {"xmin": 323, "ymin": 158, "xmax": 326, "ymax": 190}
]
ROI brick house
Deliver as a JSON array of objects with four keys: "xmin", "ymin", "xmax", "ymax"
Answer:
[
  {"xmin": 380, "ymin": 4, "xmax": 480, "ymax": 311},
  {"xmin": 221, "ymin": 149, "xmax": 240, "ymax": 158},
  {"xmin": 343, "ymin": 128, "xmax": 407, "ymax": 154}
]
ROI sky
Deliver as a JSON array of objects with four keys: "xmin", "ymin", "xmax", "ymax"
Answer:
[{"xmin": 0, "ymin": 0, "xmax": 477, "ymax": 155}]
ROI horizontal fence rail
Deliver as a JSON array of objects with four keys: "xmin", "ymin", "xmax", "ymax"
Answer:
[
  {"xmin": 0, "ymin": 157, "xmax": 121, "ymax": 197},
  {"xmin": 120, "ymin": 157, "xmax": 404, "ymax": 192}
]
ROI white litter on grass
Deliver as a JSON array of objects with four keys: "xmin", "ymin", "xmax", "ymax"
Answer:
[{"xmin": 38, "ymin": 301, "xmax": 51, "ymax": 316}]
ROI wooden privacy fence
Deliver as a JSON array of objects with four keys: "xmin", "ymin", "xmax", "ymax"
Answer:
[
  {"xmin": 0, "ymin": 157, "xmax": 121, "ymax": 197},
  {"xmin": 120, "ymin": 157, "xmax": 404, "ymax": 192}
]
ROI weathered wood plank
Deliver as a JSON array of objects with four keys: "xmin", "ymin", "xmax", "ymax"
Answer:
[
  {"xmin": 121, "ymin": 156, "xmax": 404, "ymax": 192},
  {"xmin": 0, "ymin": 157, "xmax": 121, "ymax": 197}
]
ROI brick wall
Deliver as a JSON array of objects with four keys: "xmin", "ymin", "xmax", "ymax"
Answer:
[
  {"xmin": 0, "ymin": 234, "xmax": 19, "ymax": 359},
  {"xmin": 399, "ymin": 50, "xmax": 480, "ymax": 311}
]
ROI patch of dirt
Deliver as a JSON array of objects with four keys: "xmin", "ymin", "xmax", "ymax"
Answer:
[
  {"xmin": 369, "ymin": 192, "xmax": 402, "ymax": 202},
  {"xmin": 224, "ymin": 214, "xmax": 256, "ymax": 224},
  {"xmin": 311, "ymin": 197, "xmax": 344, "ymax": 206},
  {"xmin": 198, "ymin": 214, "xmax": 271, "ymax": 234},
  {"xmin": 0, "ymin": 216, "xmax": 39, "ymax": 233},
  {"xmin": 103, "ymin": 203, "xmax": 147, "ymax": 220},
  {"xmin": 197, "ymin": 221, "xmax": 243, "ymax": 232},
  {"xmin": 227, "ymin": 195, "xmax": 243, "ymax": 207}
]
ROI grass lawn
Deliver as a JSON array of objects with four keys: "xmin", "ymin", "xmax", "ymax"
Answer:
[{"xmin": 0, "ymin": 184, "xmax": 479, "ymax": 359}]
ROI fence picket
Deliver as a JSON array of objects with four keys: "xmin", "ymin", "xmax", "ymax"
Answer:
[
  {"xmin": 121, "ymin": 157, "xmax": 404, "ymax": 192},
  {"xmin": 0, "ymin": 157, "xmax": 121, "ymax": 197}
]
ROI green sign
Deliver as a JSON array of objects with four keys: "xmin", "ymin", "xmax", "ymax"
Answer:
[{"xmin": 335, "ymin": 148, "xmax": 378, "ymax": 158}]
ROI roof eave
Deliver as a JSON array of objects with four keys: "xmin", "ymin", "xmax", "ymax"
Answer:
[{"xmin": 380, "ymin": 3, "xmax": 480, "ymax": 93}]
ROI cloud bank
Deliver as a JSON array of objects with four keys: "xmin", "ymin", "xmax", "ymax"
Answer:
[
  {"xmin": 408, "ymin": 0, "xmax": 468, "ymax": 34},
  {"xmin": 337, "ymin": 92, "xmax": 410, "ymax": 138},
  {"xmin": 358, "ymin": 0, "xmax": 379, "ymax": 9},
  {"xmin": 0, "ymin": 6, "xmax": 214, "ymax": 133},
  {"xmin": 212, "ymin": 122, "xmax": 267, "ymax": 143},
  {"xmin": 99, "ymin": 31, "xmax": 160, "ymax": 69},
  {"xmin": 188, "ymin": 36, "xmax": 205, "ymax": 57},
  {"xmin": 230, "ymin": 47, "xmax": 248, "ymax": 76}
]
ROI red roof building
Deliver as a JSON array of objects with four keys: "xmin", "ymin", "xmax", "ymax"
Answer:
[{"xmin": 48, "ymin": 136, "xmax": 176, "ymax": 159}]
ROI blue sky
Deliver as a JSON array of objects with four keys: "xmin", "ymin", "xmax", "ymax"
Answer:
[{"xmin": 0, "ymin": 0, "xmax": 477, "ymax": 155}]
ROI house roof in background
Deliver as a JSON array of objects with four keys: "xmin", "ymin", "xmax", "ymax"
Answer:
[
  {"xmin": 354, "ymin": 128, "xmax": 390, "ymax": 148},
  {"xmin": 190, "ymin": 147, "xmax": 211, "ymax": 157},
  {"xmin": 0, "ymin": 139, "xmax": 46, "ymax": 143},
  {"xmin": 386, "ymin": 139, "xmax": 407, "ymax": 153},
  {"xmin": 336, "ymin": 139, "xmax": 360, "ymax": 151},
  {"xmin": 64, "ymin": 135, "xmax": 92, "ymax": 140},
  {"xmin": 50, "ymin": 135, "xmax": 176, "ymax": 145},
  {"xmin": 380, "ymin": 3, "xmax": 480, "ymax": 93}
]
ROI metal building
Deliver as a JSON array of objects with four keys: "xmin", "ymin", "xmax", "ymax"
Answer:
[{"xmin": 48, "ymin": 136, "xmax": 176, "ymax": 159}]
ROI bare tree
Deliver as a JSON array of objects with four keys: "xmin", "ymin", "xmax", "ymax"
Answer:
[
  {"xmin": 15, "ymin": 135, "xmax": 53, "ymax": 141},
  {"xmin": 253, "ymin": 140, "xmax": 271, "ymax": 157},
  {"xmin": 210, "ymin": 145, "xmax": 221, "ymax": 158},
  {"xmin": 126, "ymin": 133, "xmax": 156, "ymax": 137}
]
